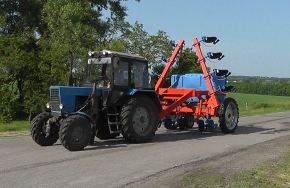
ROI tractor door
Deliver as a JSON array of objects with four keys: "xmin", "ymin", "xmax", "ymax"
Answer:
[
  {"xmin": 105, "ymin": 56, "xmax": 151, "ymax": 106},
  {"xmin": 105, "ymin": 58, "xmax": 130, "ymax": 106},
  {"xmin": 131, "ymin": 60, "xmax": 150, "ymax": 89}
]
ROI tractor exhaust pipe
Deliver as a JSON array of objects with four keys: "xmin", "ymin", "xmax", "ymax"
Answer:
[{"xmin": 67, "ymin": 50, "xmax": 74, "ymax": 86}]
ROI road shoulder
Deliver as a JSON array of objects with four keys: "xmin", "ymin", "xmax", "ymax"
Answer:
[{"xmin": 125, "ymin": 134, "xmax": 290, "ymax": 188}]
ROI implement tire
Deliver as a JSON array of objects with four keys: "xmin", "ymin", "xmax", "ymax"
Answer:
[
  {"xmin": 59, "ymin": 115, "xmax": 91, "ymax": 151},
  {"xmin": 219, "ymin": 97, "xmax": 239, "ymax": 133},
  {"xmin": 120, "ymin": 95, "xmax": 159, "ymax": 143},
  {"xmin": 31, "ymin": 112, "xmax": 59, "ymax": 146}
]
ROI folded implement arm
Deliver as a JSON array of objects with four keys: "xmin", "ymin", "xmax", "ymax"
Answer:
[
  {"xmin": 155, "ymin": 39, "xmax": 185, "ymax": 92},
  {"xmin": 156, "ymin": 37, "xmax": 220, "ymax": 120}
]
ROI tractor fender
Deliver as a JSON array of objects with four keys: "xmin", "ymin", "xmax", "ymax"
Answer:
[
  {"xmin": 75, "ymin": 111, "xmax": 96, "ymax": 128},
  {"xmin": 126, "ymin": 89, "xmax": 162, "ymax": 113}
]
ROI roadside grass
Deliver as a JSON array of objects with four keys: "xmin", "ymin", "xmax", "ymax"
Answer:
[
  {"xmin": 228, "ymin": 93, "xmax": 290, "ymax": 116},
  {"xmin": 178, "ymin": 151, "xmax": 290, "ymax": 188},
  {"xmin": 0, "ymin": 121, "xmax": 30, "ymax": 133}
]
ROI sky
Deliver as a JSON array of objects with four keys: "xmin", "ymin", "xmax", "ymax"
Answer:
[{"xmin": 123, "ymin": 0, "xmax": 290, "ymax": 78}]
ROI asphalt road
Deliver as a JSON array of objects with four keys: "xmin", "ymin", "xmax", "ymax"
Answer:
[{"xmin": 1, "ymin": 112, "xmax": 290, "ymax": 188}]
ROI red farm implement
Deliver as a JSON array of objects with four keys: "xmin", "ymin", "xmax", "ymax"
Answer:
[{"xmin": 155, "ymin": 37, "xmax": 239, "ymax": 133}]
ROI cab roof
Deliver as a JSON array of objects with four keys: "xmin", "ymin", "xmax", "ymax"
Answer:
[{"xmin": 90, "ymin": 50, "xmax": 147, "ymax": 61}]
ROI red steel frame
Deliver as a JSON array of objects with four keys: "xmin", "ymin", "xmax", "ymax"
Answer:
[{"xmin": 156, "ymin": 37, "xmax": 220, "ymax": 120}]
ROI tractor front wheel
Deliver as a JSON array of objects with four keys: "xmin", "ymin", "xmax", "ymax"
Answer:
[
  {"xmin": 59, "ymin": 115, "xmax": 91, "ymax": 151},
  {"xmin": 219, "ymin": 97, "xmax": 239, "ymax": 133},
  {"xmin": 120, "ymin": 95, "xmax": 159, "ymax": 143},
  {"xmin": 31, "ymin": 112, "xmax": 59, "ymax": 146}
]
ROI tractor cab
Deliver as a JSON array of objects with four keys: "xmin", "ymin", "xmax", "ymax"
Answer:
[
  {"xmin": 85, "ymin": 50, "xmax": 151, "ymax": 89},
  {"xmin": 85, "ymin": 50, "xmax": 152, "ymax": 106}
]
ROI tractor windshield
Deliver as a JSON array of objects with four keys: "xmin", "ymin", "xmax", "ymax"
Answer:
[
  {"xmin": 88, "ymin": 57, "xmax": 111, "ymax": 65},
  {"xmin": 85, "ymin": 57, "xmax": 111, "ymax": 86}
]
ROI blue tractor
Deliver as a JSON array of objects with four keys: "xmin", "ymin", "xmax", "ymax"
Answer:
[{"xmin": 31, "ymin": 50, "xmax": 161, "ymax": 151}]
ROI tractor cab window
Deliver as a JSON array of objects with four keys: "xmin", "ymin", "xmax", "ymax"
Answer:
[
  {"xmin": 131, "ymin": 61, "xmax": 150, "ymax": 88},
  {"xmin": 114, "ymin": 61, "xmax": 129, "ymax": 86},
  {"xmin": 85, "ymin": 57, "xmax": 111, "ymax": 87}
]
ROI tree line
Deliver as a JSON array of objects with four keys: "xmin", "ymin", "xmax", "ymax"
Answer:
[
  {"xmin": 232, "ymin": 79, "xmax": 290, "ymax": 96},
  {"xmin": 0, "ymin": 0, "xmax": 202, "ymax": 122}
]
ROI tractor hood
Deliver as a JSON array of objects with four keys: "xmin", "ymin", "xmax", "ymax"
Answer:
[{"xmin": 49, "ymin": 86, "xmax": 101, "ymax": 113}]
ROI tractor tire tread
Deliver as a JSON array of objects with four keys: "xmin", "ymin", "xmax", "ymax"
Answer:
[
  {"xmin": 219, "ymin": 97, "xmax": 239, "ymax": 133},
  {"xmin": 120, "ymin": 95, "xmax": 159, "ymax": 143},
  {"xmin": 31, "ymin": 112, "xmax": 58, "ymax": 146},
  {"xmin": 59, "ymin": 115, "xmax": 91, "ymax": 151}
]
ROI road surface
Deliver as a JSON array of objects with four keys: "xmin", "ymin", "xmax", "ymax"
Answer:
[{"xmin": 1, "ymin": 112, "xmax": 290, "ymax": 188}]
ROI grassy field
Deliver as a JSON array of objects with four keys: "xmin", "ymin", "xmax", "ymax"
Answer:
[{"xmin": 228, "ymin": 93, "xmax": 290, "ymax": 116}]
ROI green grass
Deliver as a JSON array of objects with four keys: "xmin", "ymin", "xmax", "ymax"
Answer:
[
  {"xmin": 178, "ymin": 151, "xmax": 290, "ymax": 188},
  {"xmin": 0, "ymin": 121, "xmax": 30, "ymax": 133},
  {"xmin": 228, "ymin": 93, "xmax": 290, "ymax": 116}
]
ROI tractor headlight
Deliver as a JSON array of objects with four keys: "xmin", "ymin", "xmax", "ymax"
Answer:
[
  {"xmin": 46, "ymin": 103, "xmax": 50, "ymax": 109},
  {"xmin": 88, "ymin": 51, "xmax": 94, "ymax": 57},
  {"xmin": 102, "ymin": 50, "xmax": 111, "ymax": 56},
  {"xmin": 59, "ymin": 103, "xmax": 64, "ymax": 110}
]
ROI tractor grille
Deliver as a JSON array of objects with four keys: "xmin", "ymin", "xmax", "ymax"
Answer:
[{"xmin": 50, "ymin": 89, "xmax": 60, "ymax": 111}]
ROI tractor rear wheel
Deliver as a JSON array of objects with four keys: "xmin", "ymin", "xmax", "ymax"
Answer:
[
  {"xmin": 219, "ymin": 97, "xmax": 239, "ymax": 133},
  {"xmin": 31, "ymin": 112, "xmax": 59, "ymax": 146},
  {"xmin": 120, "ymin": 95, "xmax": 159, "ymax": 143},
  {"xmin": 59, "ymin": 115, "xmax": 91, "ymax": 151}
]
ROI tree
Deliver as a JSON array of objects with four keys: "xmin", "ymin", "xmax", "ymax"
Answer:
[
  {"xmin": 172, "ymin": 47, "xmax": 201, "ymax": 74},
  {"xmin": 0, "ymin": 0, "xmax": 141, "ymax": 122},
  {"xmin": 123, "ymin": 22, "xmax": 172, "ymax": 65}
]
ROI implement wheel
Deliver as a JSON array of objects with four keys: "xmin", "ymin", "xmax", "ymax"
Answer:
[
  {"xmin": 185, "ymin": 114, "xmax": 194, "ymax": 129},
  {"xmin": 31, "ymin": 112, "xmax": 59, "ymax": 146},
  {"xmin": 219, "ymin": 97, "xmax": 239, "ymax": 133},
  {"xmin": 163, "ymin": 118, "xmax": 177, "ymax": 130},
  {"xmin": 59, "ymin": 115, "xmax": 91, "ymax": 151},
  {"xmin": 178, "ymin": 114, "xmax": 194, "ymax": 130},
  {"xmin": 120, "ymin": 95, "xmax": 159, "ymax": 143}
]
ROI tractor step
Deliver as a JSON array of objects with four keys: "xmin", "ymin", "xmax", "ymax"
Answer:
[
  {"xmin": 107, "ymin": 113, "xmax": 119, "ymax": 116},
  {"xmin": 110, "ymin": 130, "xmax": 120, "ymax": 134},
  {"xmin": 106, "ymin": 107, "xmax": 121, "ymax": 134},
  {"xmin": 108, "ymin": 122, "xmax": 120, "ymax": 125}
]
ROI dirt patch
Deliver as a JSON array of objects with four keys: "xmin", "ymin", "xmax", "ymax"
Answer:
[{"xmin": 125, "ymin": 134, "xmax": 290, "ymax": 188}]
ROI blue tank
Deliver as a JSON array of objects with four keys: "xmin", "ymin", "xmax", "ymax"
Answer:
[{"xmin": 170, "ymin": 71, "xmax": 228, "ymax": 103}]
